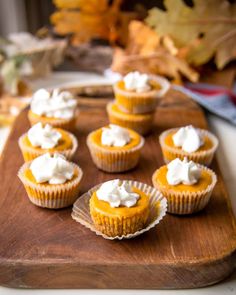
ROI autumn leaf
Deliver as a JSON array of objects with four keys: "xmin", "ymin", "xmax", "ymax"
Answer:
[
  {"xmin": 111, "ymin": 21, "xmax": 199, "ymax": 82},
  {"xmin": 146, "ymin": 0, "xmax": 236, "ymax": 69},
  {"xmin": 53, "ymin": 0, "xmax": 109, "ymax": 13},
  {"xmin": 51, "ymin": 0, "xmax": 124, "ymax": 45},
  {"xmin": 126, "ymin": 20, "xmax": 160, "ymax": 55},
  {"xmin": 111, "ymin": 47, "xmax": 199, "ymax": 82}
]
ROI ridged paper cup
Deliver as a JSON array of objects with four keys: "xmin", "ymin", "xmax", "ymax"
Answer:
[
  {"xmin": 72, "ymin": 180, "xmax": 167, "ymax": 240},
  {"xmin": 18, "ymin": 132, "xmax": 78, "ymax": 162},
  {"xmin": 159, "ymin": 128, "xmax": 219, "ymax": 166},
  {"xmin": 152, "ymin": 165, "xmax": 217, "ymax": 215},
  {"xmin": 107, "ymin": 101, "xmax": 155, "ymax": 136},
  {"xmin": 28, "ymin": 109, "xmax": 78, "ymax": 131},
  {"xmin": 113, "ymin": 75, "xmax": 170, "ymax": 114},
  {"xmin": 86, "ymin": 131, "xmax": 145, "ymax": 173},
  {"xmin": 18, "ymin": 162, "xmax": 83, "ymax": 209}
]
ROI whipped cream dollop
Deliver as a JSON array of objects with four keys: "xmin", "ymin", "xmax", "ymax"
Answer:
[
  {"xmin": 30, "ymin": 153, "xmax": 74, "ymax": 184},
  {"xmin": 28, "ymin": 123, "xmax": 62, "ymax": 149},
  {"xmin": 30, "ymin": 88, "xmax": 77, "ymax": 119},
  {"xmin": 172, "ymin": 125, "xmax": 203, "ymax": 153},
  {"xmin": 96, "ymin": 179, "xmax": 140, "ymax": 208},
  {"xmin": 123, "ymin": 71, "xmax": 151, "ymax": 93},
  {"xmin": 166, "ymin": 158, "xmax": 201, "ymax": 186},
  {"xmin": 101, "ymin": 124, "xmax": 131, "ymax": 147}
]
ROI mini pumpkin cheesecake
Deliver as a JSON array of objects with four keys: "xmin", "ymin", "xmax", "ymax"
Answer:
[
  {"xmin": 87, "ymin": 124, "xmax": 144, "ymax": 172},
  {"xmin": 28, "ymin": 88, "xmax": 78, "ymax": 131},
  {"xmin": 90, "ymin": 179, "xmax": 150, "ymax": 237},
  {"xmin": 152, "ymin": 157, "xmax": 217, "ymax": 214},
  {"xmin": 159, "ymin": 125, "xmax": 218, "ymax": 166},
  {"xmin": 19, "ymin": 123, "xmax": 78, "ymax": 161},
  {"xmin": 113, "ymin": 72, "xmax": 170, "ymax": 114},
  {"xmin": 107, "ymin": 101, "xmax": 154, "ymax": 135},
  {"xmin": 18, "ymin": 153, "xmax": 83, "ymax": 209}
]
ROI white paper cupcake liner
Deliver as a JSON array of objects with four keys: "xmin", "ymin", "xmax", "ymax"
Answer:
[
  {"xmin": 113, "ymin": 75, "xmax": 170, "ymax": 114},
  {"xmin": 152, "ymin": 165, "xmax": 217, "ymax": 215},
  {"xmin": 18, "ymin": 132, "xmax": 78, "ymax": 161},
  {"xmin": 107, "ymin": 101, "xmax": 155, "ymax": 135},
  {"xmin": 87, "ymin": 131, "xmax": 145, "ymax": 173},
  {"xmin": 159, "ymin": 128, "xmax": 219, "ymax": 166},
  {"xmin": 72, "ymin": 180, "xmax": 167, "ymax": 240},
  {"xmin": 18, "ymin": 161, "xmax": 83, "ymax": 209}
]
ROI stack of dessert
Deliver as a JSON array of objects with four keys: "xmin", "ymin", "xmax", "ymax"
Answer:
[
  {"xmin": 107, "ymin": 71, "xmax": 170, "ymax": 135},
  {"xmin": 153, "ymin": 125, "xmax": 218, "ymax": 215}
]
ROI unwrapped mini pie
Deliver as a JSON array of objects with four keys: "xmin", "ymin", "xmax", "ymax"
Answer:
[
  {"xmin": 90, "ymin": 179, "xmax": 150, "ymax": 237},
  {"xmin": 152, "ymin": 157, "xmax": 217, "ymax": 215},
  {"xmin": 87, "ymin": 124, "xmax": 144, "ymax": 172},
  {"xmin": 18, "ymin": 153, "xmax": 83, "ymax": 209},
  {"xmin": 28, "ymin": 88, "xmax": 78, "ymax": 131},
  {"xmin": 19, "ymin": 122, "xmax": 78, "ymax": 161},
  {"xmin": 72, "ymin": 179, "xmax": 167, "ymax": 239}
]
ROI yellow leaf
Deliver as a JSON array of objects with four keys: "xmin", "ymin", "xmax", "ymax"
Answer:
[
  {"xmin": 53, "ymin": 0, "xmax": 109, "ymax": 13},
  {"xmin": 51, "ymin": 0, "xmax": 124, "ymax": 45},
  {"xmin": 146, "ymin": 0, "xmax": 236, "ymax": 69}
]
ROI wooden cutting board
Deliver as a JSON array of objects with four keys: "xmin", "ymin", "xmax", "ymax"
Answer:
[{"xmin": 0, "ymin": 88, "xmax": 235, "ymax": 289}]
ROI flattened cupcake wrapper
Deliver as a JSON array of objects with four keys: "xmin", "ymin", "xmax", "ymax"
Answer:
[
  {"xmin": 72, "ymin": 180, "xmax": 167, "ymax": 240},
  {"xmin": 113, "ymin": 75, "xmax": 170, "ymax": 114},
  {"xmin": 159, "ymin": 128, "xmax": 219, "ymax": 166},
  {"xmin": 87, "ymin": 132, "xmax": 145, "ymax": 173},
  {"xmin": 28, "ymin": 110, "xmax": 78, "ymax": 131},
  {"xmin": 18, "ymin": 162, "xmax": 83, "ymax": 209},
  {"xmin": 18, "ymin": 132, "xmax": 78, "ymax": 162},
  {"xmin": 107, "ymin": 102, "xmax": 154, "ymax": 135},
  {"xmin": 152, "ymin": 165, "xmax": 217, "ymax": 215}
]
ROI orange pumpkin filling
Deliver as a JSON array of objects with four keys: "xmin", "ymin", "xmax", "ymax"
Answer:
[
  {"xmin": 117, "ymin": 80, "xmax": 161, "ymax": 93},
  {"xmin": 23, "ymin": 167, "xmax": 78, "ymax": 186},
  {"xmin": 90, "ymin": 187, "xmax": 149, "ymax": 218},
  {"xmin": 22, "ymin": 128, "xmax": 73, "ymax": 152},
  {"xmin": 154, "ymin": 166, "xmax": 213, "ymax": 193},
  {"xmin": 164, "ymin": 131, "xmax": 213, "ymax": 152},
  {"xmin": 90, "ymin": 126, "xmax": 141, "ymax": 151}
]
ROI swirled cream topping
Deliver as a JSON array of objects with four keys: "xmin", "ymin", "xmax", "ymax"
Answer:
[
  {"xmin": 123, "ymin": 71, "xmax": 151, "ymax": 93},
  {"xmin": 96, "ymin": 179, "xmax": 140, "ymax": 208},
  {"xmin": 30, "ymin": 88, "xmax": 77, "ymax": 119},
  {"xmin": 172, "ymin": 125, "xmax": 203, "ymax": 153},
  {"xmin": 167, "ymin": 158, "xmax": 201, "ymax": 186},
  {"xmin": 28, "ymin": 123, "xmax": 62, "ymax": 149},
  {"xmin": 101, "ymin": 124, "xmax": 131, "ymax": 147},
  {"xmin": 30, "ymin": 153, "xmax": 74, "ymax": 184}
]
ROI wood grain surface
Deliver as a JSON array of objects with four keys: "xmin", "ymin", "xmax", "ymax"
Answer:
[{"xmin": 0, "ymin": 89, "xmax": 235, "ymax": 289}]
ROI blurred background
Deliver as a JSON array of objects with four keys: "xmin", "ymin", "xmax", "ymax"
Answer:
[{"xmin": 0, "ymin": 0, "xmax": 235, "ymax": 125}]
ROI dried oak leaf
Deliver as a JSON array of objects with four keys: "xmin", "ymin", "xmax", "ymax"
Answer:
[
  {"xmin": 146, "ymin": 0, "xmax": 236, "ymax": 69},
  {"xmin": 126, "ymin": 20, "xmax": 161, "ymax": 55},
  {"xmin": 111, "ymin": 21, "xmax": 199, "ymax": 82},
  {"xmin": 111, "ymin": 47, "xmax": 199, "ymax": 82}
]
